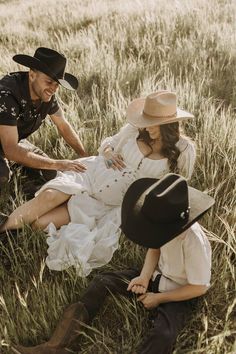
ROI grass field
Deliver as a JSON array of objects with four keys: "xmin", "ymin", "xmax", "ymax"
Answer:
[{"xmin": 0, "ymin": 0, "xmax": 235, "ymax": 353}]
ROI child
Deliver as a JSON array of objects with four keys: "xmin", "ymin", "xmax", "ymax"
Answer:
[{"xmin": 14, "ymin": 173, "xmax": 215, "ymax": 354}]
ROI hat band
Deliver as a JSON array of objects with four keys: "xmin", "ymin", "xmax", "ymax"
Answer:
[
  {"xmin": 43, "ymin": 62, "xmax": 65, "ymax": 80},
  {"xmin": 143, "ymin": 110, "xmax": 177, "ymax": 119}
]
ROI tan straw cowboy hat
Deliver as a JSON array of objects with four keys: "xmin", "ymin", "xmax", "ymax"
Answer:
[{"xmin": 127, "ymin": 90, "xmax": 194, "ymax": 128}]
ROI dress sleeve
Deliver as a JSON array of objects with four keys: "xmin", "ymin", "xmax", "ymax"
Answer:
[
  {"xmin": 177, "ymin": 138, "xmax": 196, "ymax": 180},
  {"xmin": 0, "ymin": 91, "xmax": 19, "ymax": 126},
  {"xmin": 183, "ymin": 223, "xmax": 212, "ymax": 287},
  {"xmin": 98, "ymin": 123, "xmax": 138, "ymax": 155}
]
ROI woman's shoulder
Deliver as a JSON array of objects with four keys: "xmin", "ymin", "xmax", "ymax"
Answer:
[
  {"xmin": 176, "ymin": 135, "xmax": 195, "ymax": 154},
  {"xmin": 119, "ymin": 123, "xmax": 139, "ymax": 135}
]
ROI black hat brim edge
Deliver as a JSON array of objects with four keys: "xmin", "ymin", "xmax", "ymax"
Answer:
[
  {"xmin": 13, "ymin": 54, "xmax": 78, "ymax": 91},
  {"xmin": 121, "ymin": 178, "xmax": 215, "ymax": 249}
]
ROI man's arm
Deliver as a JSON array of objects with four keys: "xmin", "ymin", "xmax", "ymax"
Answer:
[
  {"xmin": 0, "ymin": 125, "xmax": 86, "ymax": 172},
  {"xmin": 50, "ymin": 107, "xmax": 87, "ymax": 157}
]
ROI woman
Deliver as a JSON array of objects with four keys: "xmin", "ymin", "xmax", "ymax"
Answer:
[{"xmin": 0, "ymin": 91, "xmax": 196, "ymax": 276}]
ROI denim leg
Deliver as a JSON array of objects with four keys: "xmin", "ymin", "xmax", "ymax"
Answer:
[
  {"xmin": 81, "ymin": 268, "xmax": 140, "ymax": 319},
  {"xmin": 136, "ymin": 299, "xmax": 194, "ymax": 354}
]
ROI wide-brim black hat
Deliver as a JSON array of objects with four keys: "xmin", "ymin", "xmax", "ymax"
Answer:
[
  {"xmin": 121, "ymin": 174, "xmax": 215, "ymax": 248},
  {"xmin": 13, "ymin": 47, "xmax": 78, "ymax": 91}
]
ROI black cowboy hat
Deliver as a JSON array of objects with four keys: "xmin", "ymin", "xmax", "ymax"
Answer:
[
  {"xmin": 121, "ymin": 173, "xmax": 215, "ymax": 248},
  {"xmin": 13, "ymin": 47, "xmax": 78, "ymax": 90}
]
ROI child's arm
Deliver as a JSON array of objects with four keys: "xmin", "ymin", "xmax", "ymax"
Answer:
[
  {"xmin": 138, "ymin": 283, "xmax": 208, "ymax": 309},
  {"xmin": 140, "ymin": 248, "xmax": 160, "ymax": 280},
  {"xmin": 127, "ymin": 248, "xmax": 160, "ymax": 294}
]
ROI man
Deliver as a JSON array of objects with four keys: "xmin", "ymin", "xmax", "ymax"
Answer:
[
  {"xmin": 0, "ymin": 47, "xmax": 87, "ymax": 189},
  {"xmin": 14, "ymin": 173, "xmax": 215, "ymax": 354}
]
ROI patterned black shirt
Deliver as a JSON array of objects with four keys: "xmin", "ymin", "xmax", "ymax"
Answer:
[{"xmin": 0, "ymin": 71, "xmax": 60, "ymax": 146}]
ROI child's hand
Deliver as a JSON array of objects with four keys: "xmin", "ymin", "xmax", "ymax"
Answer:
[
  {"xmin": 127, "ymin": 276, "xmax": 149, "ymax": 294},
  {"xmin": 137, "ymin": 292, "xmax": 162, "ymax": 309}
]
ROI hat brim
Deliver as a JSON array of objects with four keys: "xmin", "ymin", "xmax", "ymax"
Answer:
[
  {"xmin": 127, "ymin": 97, "xmax": 194, "ymax": 128},
  {"xmin": 13, "ymin": 54, "xmax": 78, "ymax": 91},
  {"xmin": 121, "ymin": 178, "xmax": 214, "ymax": 248}
]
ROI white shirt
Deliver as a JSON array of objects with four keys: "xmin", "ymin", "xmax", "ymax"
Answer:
[
  {"xmin": 153, "ymin": 222, "xmax": 212, "ymax": 292},
  {"xmin": 98, "ymin": 123, "xmax": 196, "ymax": 180}
]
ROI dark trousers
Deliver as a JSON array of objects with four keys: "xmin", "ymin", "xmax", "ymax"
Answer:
[
  {"xmin": 0, "ymin": 139, "xmax": 56, "ymax": 186},
  {"xmin": 81, "ymin": 269, "xmax": 195, "ymax": 354}
]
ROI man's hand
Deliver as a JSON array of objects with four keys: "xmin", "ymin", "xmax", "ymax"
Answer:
[
  {"xmin": 127, "ymin": 275, "xmax": 149, "ymax": 294},
  {"xmin": 55, "ymin": 159, "xmax": 87, "ymax": 172},
  {"xmin": 137, "ymin": 292, "xmax": 162, "ymax": 309}
]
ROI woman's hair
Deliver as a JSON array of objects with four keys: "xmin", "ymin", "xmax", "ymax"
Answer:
[{"xmin": 138, "ymin": 122, "xmax": 181, "ymax": 173}]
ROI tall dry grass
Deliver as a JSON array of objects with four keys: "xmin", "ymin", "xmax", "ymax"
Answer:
[{"xmin": 0, "ymin": 0, "xmax": 235, "ymax": 353}]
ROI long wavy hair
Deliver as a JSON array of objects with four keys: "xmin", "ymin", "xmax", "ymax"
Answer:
[{"xmin": 138, "ymin": 122, "xmax": 181, "ymax": 173}]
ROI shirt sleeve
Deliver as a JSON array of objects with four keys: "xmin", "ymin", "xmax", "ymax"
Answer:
[
  {"xmin": 184, "ymin": 223, "xmax": 212, "ymax": 287},
  {"xmin": 48, "ymin": 95, "xmax": 60, "ymax": 115},
  {"xmin": 177, "ymin": 138, "xmax": 196, "ymax": 180},
  {"xmin": 0, "ymin": 91, "xmax": 19, "ymax": 126},
  {"xmin": 98, "ymin": 123, "xmax": 138, "ymax": 155}
]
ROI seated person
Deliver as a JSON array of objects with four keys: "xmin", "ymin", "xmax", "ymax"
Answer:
[
  {"xmin": 1, "ymin": 91, "xmax": 196, "ymax": 275},
  {"xmin": 0, "ymin": 47, "xmax": 87, "ymax": 189},
  {"xmin": 14, "ymin": 173, "xmax": 215, "ymax": 354}
]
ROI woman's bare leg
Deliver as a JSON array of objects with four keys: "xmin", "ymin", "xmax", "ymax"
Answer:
[
  {"xmin": 32, "ymin": 203, "xmax": 70, "ymax": 231},
  {"xmin": 0, "ymin": 189, "xmax": 71, "ymax": 231}
]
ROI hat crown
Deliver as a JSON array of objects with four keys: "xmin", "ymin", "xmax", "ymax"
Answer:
[
  {"xmin": 121, "ymin": 174, "xmax": 215, "ymax": 249},
  {"xmin": 12, "ymin": 47, "xmax": 78, "ymax": 90},
  {"xmin": 126, "ymin": 90, "xmax": 194, "ymax": 128},
  {"xmin": 143, "ymin": 91, "xmax": 177, "ymax": 118},
  {"xmin": 34, "ymin": 47, "xmax": 66, "ymax": 79},
  {"xmin": 141, "ymin": 175, "xmax": 189, "ymax": 224}
]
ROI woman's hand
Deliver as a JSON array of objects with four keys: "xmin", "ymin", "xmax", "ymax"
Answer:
[
  {"xmin": 103, "ymin": 148, "xmax": 126, "ymax": 171},
  {"xmin": 137, "ymin": 292, "xmax": 162, "ymax": 309},
  {"xmin": 127, "ymin": 275, "xmax": 150, "ymax": 294}
]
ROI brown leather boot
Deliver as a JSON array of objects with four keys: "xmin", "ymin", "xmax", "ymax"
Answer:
[{"xmin": 13, "ymin": 301, "xmax": 89, "ymax": 354}]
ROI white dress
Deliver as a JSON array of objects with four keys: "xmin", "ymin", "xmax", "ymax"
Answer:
[{"xmin": 37, "ymin": 124, "xmax": 196, "ymax": 276}]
